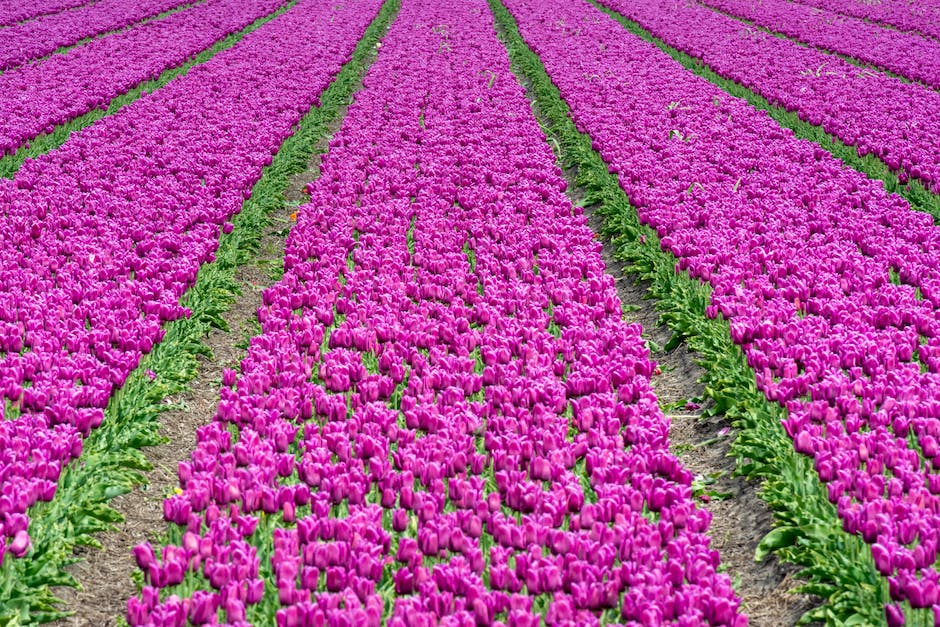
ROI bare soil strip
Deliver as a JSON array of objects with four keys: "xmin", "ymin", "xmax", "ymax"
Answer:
[
  {"xmin": 581, "ymin": 204, "xmax": 820, "ymax": 626},
  {"xmin": 531, "ymin": 97, "xmax": 820, "ymax": 627},
  {"xmin": 50, "ymin": 54, "xmax": 371, "ymax": 627}
]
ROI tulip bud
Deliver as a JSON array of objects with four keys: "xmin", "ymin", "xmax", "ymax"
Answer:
[
  {"xmin": 326, "ymin": 567, "xmax": 346, "ymax": 592},
  {"xmin": 225, "ymin": 598, "xmax": 246, "ymax": 623},
  {"xmin": 246, "ymin": 578, "xmax": 265, "ymax": 604},
  {"xmin": 394, "ymin": 568, "xmax": 414, "ymax": 594},
  {"xmin": 885, "ymin": 603, "xmax": 905, "ymax": 627},
  {"xmin": 392, "ymin": 509, "xmax": 408, "ymax": 532},
  {"xmin": 133, "ymin": 543, "xmax": 156, "ymax": 570},
  {"xmin": 871, "ymin": 543, "xmax": 894, "ymax": 576},
  {"xmin": 126, "ymin": 598, "xmax": 150, "ymax": 626}
]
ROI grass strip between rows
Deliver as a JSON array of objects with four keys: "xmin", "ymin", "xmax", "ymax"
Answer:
[
  {"xmin": 0, "ymin": 0, "xmax": 295, "ymax": 180},
  {"xmin": 0, "ymin": 0, "xmax": 397, "ymax": 622},
  {"xmin": 584, "ymin": 0, "xmax": 940, "ymax": 228},
  {"xmin": 487, "ymin": 0, "xmax": 935, "ymax": 624},
  {"xmin": 137, "ymin": 3, "xmax": 402, "ymax": 621}
]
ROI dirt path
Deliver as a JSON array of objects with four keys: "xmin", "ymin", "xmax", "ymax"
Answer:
[
  {"xmin": 51, "ymin": 106, "xmax": 353, "ymax": 626},
  {"xmin": 536, "ymin": 90, "xmax": 819, "ymax": 624},
  {"xmin": 582, "ymin": 206, "xmax": 819, "ymax": 626}
]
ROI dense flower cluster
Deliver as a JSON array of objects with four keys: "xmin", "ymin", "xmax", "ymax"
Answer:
[
  {"xmin": 597, "ymin": 0, "xmax": 940, "ymax": 192},
  {"xmin": 0, "ymin": 0, "xmax": 193, "ymax": 71},
  {"xmin": 128, "ymin": 0, "xmax": 744, "ymax": 624},
  {"xmin": 0, "ymin": 0, "xmax": 381, "ymax": 569},
  {"xmin": 788, "ymin": 0, "xmax": 940, "ymax": 41},
  {"xmin": 698, "ymin": 0, "xmax": 940, "ymax": 90},
  {"xmin": 504, "ymin": 0, "xmax": 940, "ymax": 618},
  {"xmin": 0, "ymin": 0, "xmax": 287, "ymax": 156},
  {"xmin": 0, "ymin": 0, "xmax": 92, "ymax": 27}
]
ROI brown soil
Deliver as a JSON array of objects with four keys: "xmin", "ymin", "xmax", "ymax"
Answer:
[
  {"xmin": 491, "ymin": 4, "xmax": 820, "ymax": 613},
  {"xmin": 50, "ymin": 108, "xmax": 349, "ymax": 626},
  {"xmin": 581, "ymin": 202, "xmax": 821, "ymax": 626},
  {"xmin": 47, "ymin": 25, "xmax": 817, "ymax": 623}
]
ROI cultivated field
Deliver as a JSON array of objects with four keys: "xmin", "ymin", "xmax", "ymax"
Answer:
[{"xmin": 1, "ymin": 0, "xmax": 938, "ymax": 625}]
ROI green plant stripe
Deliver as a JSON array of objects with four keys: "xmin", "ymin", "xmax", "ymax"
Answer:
[
  {"xmin": 583, "ymin": 0, "xmax": 940, "ymax": 228},
  {"xmin": 0, "ymin": 0, "xmax": 294, "ymax": 180},
  {"xmin": 0, "ymin": 0, "xmax": 207, "ymax": 78},
  {"xmin": 131, "ymin": 3, "xmax": 401, "ymax": 621},
  {"xmin": 487, "ymin": 0, "xmax": 938, "ymax": 624},
  {"xmin": 0, "ymin": 1, "xmax": 397, "ymax": 623}
]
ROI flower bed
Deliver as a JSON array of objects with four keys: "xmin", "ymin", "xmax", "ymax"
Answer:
[
  {"xmin": 698, "ymin": 0, "xmax": 940, "ymax": 90},
  {"xmin": 0, "ymin": 0, "xmax": 288, "ymax": 156},
  {"xmin": 0, "ymin": 0, "xmax": 382, "ymax": 574},
  {"xmin": 127, "ymin": 0, "xmax": 744, "ymax": 623},
  {"xmin": 502, "ymin": 0, "xmax": 940, "ymax": 619},
  {"xmin": 789, "ymin": 0, "xmax": 940, "ymax": 42},
  {"xmin": 0, "ymin": 0, "xmax": 95, "ymax": 28},
  {"xmin": 0, "ymin": 0, "xmax": 194, "ymax": 72},
  {"xmin": 596, "ymin": 0, "xmax": 940, "ymax": 194}
]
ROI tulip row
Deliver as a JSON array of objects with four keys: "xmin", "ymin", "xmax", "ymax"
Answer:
[
  {"xmin": 593, "ymin": 0, "xmax": 940, "ymax": 194},
  {"xmin": 0, "ymin": 0, "xmax": 195, "ymax": 72},
  {"xmin": 788, "ymin": 0, "xmax": 940, "ymax": 42},
  {"xmin": 128, "ymin": 0, "xmax": 745, "ymax": 624},
  {"xmin": 696, "ymin": 0, "xmax": 940, "ymax": 91},
  {"xmin": 0, "ymin": 0, "xmax": 398, "ymax": 621},
  {"xmin": 0, "ymin": 0, "xmax": 93, "ymax": 27},
  {"xmin": 0, "ymin": 0, "xmax": 288, "ymax": 158},
  {"xmin": 490, "ymin": 2, "xmax": 892, "ymax": 623},
  {"xmin": 502, "ymin": 0, "xmax": 940, "ymax": 620},
  {"xmin": 0, "ymin": 0, "xmax": 383, "ymax": 573}
]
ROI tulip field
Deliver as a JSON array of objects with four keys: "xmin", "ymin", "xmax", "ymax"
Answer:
[{"xmin": 0, "ymin": 0, "xmax": 939, "ymax": 624}]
